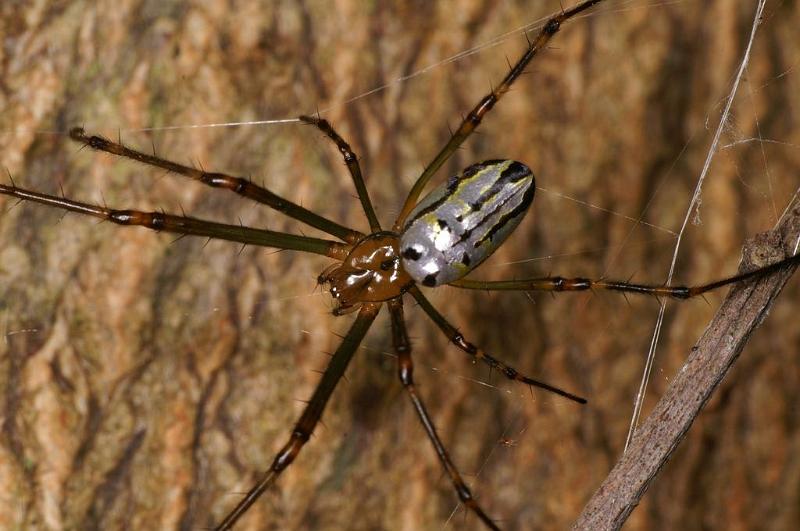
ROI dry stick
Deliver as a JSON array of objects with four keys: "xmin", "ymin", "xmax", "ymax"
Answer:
[{"xmin": 573, "ymin": 201, "xmax": 800, "ymax": 531}]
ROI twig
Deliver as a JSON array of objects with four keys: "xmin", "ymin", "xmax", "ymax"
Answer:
[{"xmin": 573, "ymin": 201, "xmax": 800, "ymax": 530}]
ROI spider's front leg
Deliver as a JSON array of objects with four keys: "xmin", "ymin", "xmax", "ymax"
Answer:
[
  {"xmin": 0, "ymin": 182, "xmax": 349, "ymax": 258},
  {"xmin": 388, "ymin": 298, "xmax": 501, "ymax": 531},
  {"xmin": 68, "ymin": 127, "xmax": 362, "ymax": 243},
  {"xmin": 298, "ymin": 115, "xmax": 382, "ymax": 233}
]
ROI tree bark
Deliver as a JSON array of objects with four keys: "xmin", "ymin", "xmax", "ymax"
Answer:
[{"xmin": 1, "ymin": 1, "xmax": 799, "ymax": 530}]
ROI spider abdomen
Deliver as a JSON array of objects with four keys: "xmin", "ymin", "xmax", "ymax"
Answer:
[{"xmin": 400, "ymin": 160, "xmax": 535, "ymax": 287}]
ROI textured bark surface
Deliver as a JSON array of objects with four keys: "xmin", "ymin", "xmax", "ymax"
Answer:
[{"xmin": 1, "ymin": 1, "xmax": 799, "ymax": 530}]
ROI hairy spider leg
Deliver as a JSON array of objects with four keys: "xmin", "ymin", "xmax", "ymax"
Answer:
[
  {"xmin": 393, "ymin": 0, "xmax": 606, "ymax": 229},
  {"xmin": 69, "ymin": 127, "xmax": 362, "ymax": 243},
  {"xmin": 411, "ymin": 286, "xmax": 586, "ymax": 403},
  {"xmin": 299, "ymin": 115, "xmax": 382, "ymax": 233},
  {"xmin": 0, "ymin": 184, "xmax": 349, "ymax": 259},
  {"xmin": 215, "ymin": 303, "xmax": 380, "ymax": 531},
  {"xmin": 389, "ymin": 298, "xmax": 501, "ymax": 531},
  {"xmin": 448, "ymin": 252, "xmax": 800, "ymax": 299},
  {"xmin": 0, "ymin": 4, "xmax": 614, "ymax": 530}
]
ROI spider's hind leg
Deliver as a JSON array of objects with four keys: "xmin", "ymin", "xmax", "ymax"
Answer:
[
  {"xmin": 388, "ymin": 298, "xmax": 501, "ymax": 531},
  {"xmin": 447, "ymin": 249, "xmax": 800, "ymax": 301},
  {"xmin": 393, "ymin": 0, "xmax": 607, "ymax": 228},
  {"xmin": 410, "ymin": 286, "xmax": 587, "ymax": 403}
]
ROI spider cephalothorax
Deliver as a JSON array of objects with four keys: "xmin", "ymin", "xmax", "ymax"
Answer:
[{"xmin": 319, "ymin": 231, "xmax": 412, "ymax": 314}]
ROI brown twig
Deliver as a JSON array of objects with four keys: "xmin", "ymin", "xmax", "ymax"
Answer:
[{"xmin": 573, "ymin": 201, "xmax": 800, "ymax": 531}]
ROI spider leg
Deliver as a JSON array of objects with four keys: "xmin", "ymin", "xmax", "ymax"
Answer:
[
  {"xmin": 68, "ymin": 127, "xmax": 362, "ymax": 243},
  {"xmin": 448, "ymin": 252, "xmax": 800, "ymax": 299},
  {"xmin": 393, "ymin": 0, "xmax": 605, "ymax": 228},
  {"xmin": 0, "ymin": 183, "xmax": 349, "ymax": 259},
  {"xmin": 410, "ymin": 286, "xmax": 586, "ymax": 403},
  {"xmin": 214, "ymin": 303, "xmax": 380, "ymax": 531},
  {"xmin": 299, "ymin": 115, "xmax": 382, "ymax": 233},
  {"xmin": 388, "ymin": 298, "xmax": 500, "ymax": 531}
]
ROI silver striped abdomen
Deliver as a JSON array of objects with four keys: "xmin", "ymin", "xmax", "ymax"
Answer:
[{"xmin": 400, "ymin": 160, "xmax": 535, "ymax": 286}]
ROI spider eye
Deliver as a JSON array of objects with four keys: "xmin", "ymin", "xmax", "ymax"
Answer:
[{"xmin": 380, "ymin": 257, "xmax": 398, "ymax": 270}]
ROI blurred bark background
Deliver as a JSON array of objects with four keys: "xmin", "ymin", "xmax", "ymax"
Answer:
[{"xmin": 1, "ymin": 1, "xmax": 799, "ymax": 530}]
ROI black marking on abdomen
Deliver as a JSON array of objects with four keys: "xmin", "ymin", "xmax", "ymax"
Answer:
[
  {"xmin": 457, "ymin": 193, "xmax": 514, "ymax": 247},
  {"xmin": 402, "ymin": 247, "xmax": 422, "ymax": 260},
  {"xmin": 472, "ymin": 161, "xmax": 532, "ymax": 209},
  {"xmin": 475, "ymin": 183, "xmax": 535, "ymax": 247},
  {"xmin": 404, "ymin": 160, "xmax": 512, "ymax": 230}
]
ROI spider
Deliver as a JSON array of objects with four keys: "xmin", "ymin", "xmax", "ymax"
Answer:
[{"xmin": 2, "ymin": 1, "xmax": 799, "ymax": 529}]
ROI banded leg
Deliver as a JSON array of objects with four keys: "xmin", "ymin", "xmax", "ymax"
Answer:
[
  {"xmin": 388, "ymin": 298, "xmax": 499, "ymax": 531},
  {"xmin": 0, "ymin": 183, "xmax": 349, "ymax": 259},
  {"xmin": 448, "ymin": 251, "xmax": 800, "ymax": 299},
  {"xmin": 215, "ymin": 303, "xmax": 380, "ymax": 530},
  {"xmin": 299, "ymin": 115, "xmax": 382, "ymax": 233},
  {"xmin": 394, "ymin": 0, "xmax": 606, "ymax": 228},
  {"xmin": 69, "ymin": 127, "xmax": 362, "ymax": 243},
  {"xmin": 410, "ymin": 286, "xmax": 586, "ymax": 403}
]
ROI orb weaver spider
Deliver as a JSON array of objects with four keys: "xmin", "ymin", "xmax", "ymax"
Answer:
[{"xmin": 4, "ymin": 0, "xmax": 800, "ymax": 528}]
